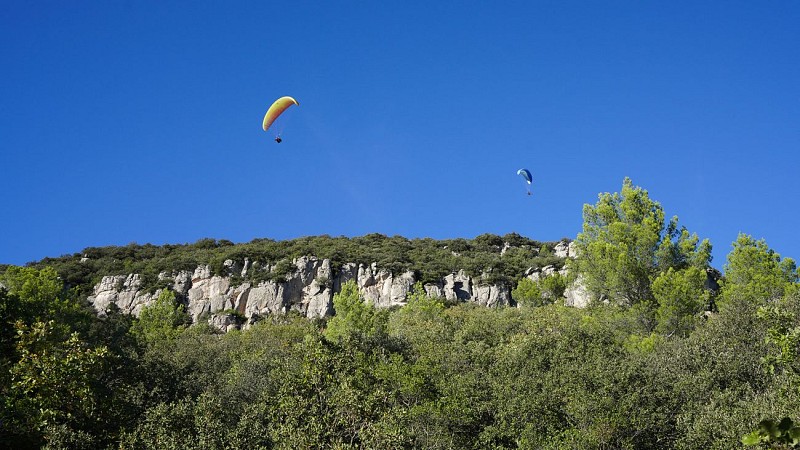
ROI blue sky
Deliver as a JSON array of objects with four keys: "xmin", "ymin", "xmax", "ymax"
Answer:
[{"xmin": 2, "ymin": 1, "xmax": 798, "ymax": 268}]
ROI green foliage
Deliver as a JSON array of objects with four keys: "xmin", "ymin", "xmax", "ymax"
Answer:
[
  {"xmin": 742, "ymin": 417, "xmax": 800, "ymax": 448},
  {"xmin": 32, "ymin": 233, "xmax": 565, "ymax": 296},
  {"xmin": 648, "ymin": 295, "xmax": 776, "ymax": 450},
  {"xmin": 3, "ymin": 259, "xmax": 800, "ymax": 448},
  {"xmin": 387, "ymin": 283, "xmax": 445, "ymax": 340},
  {"xmin": 721, "ymin": 233, "xmax": 798, "ymax": 307},
  {"xmin": 512, "ymin": 273, "xmax": 567, "ymax": 307},
  {"xmin": 325, "ymin": 280, "xmax": 387, "ymax": 343},
  {"xmin": 0, "ymin": 266, "xmax": 84, "ymax": 327},
  {"xmin": 656, "ymin": 218, "xmax": 713, "ymax": 272},
  {"xmin": 1, "ymin": 266, "xmax": 63, "ymax": 308},
  {"xmin": 130, "ymin": 289, "xmax": 190, "ymax": 346},
  {"xmin": 7, "ymin": 320, "xmax": 109, "ymax": 444},
  {"xmin": 652, "ymin": 266, "xmax": 709, "ymax": 337},
  {"xmin": 756, "ymin": 291, "xmax": 800, "ymax": 375},
  {"xmin": 269, "ymin": 258, "xmax": 296, "ymax": 282},
  {"xmin": 404, "ymin": 282, "xmax": 445, "ymax": 316},
  {"xmin": 540, "ymin": 272, "xmax": 567, "ymax": 302},
  {"xmin": 0, "ymin": 266, "xmax": 113, "ymax": 448},
  {"xmin": 511, "ymin": 277, "xmax": 542, "ymax": 306},
  {"xmin": 570, "ymin": 177, "xmax": 711, "ymax": 306},
  {"xmin": 118, "ymin": 397, "xmax": 200, "ymax": 449}
]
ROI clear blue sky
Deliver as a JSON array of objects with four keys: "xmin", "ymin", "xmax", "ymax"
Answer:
[{"xmin": 2, "ymin": 1, "xmax": 798, "ymax": 268}]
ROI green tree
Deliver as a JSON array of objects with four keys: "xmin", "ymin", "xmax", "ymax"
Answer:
[
  {"xmin": 512, "ymin": 274, "xmax": 566, "ymax": 307},
  {"xmin": 394, "ymin": 282, "xmax": 445, "ymax": 319},
  {"xmin": 511, "ymin": 277, "xmax": 542, "ymax": 307},
  {"xmin": 756, "ymin": 289, "xmax": 800, "ymax": 375},
  {"xmin": 325, "ymin": 280, "xmax": 386, "ymax": 342},
  {"xmin": 540, "ymin": 272, "xmax": 567, "ymax": 303},
  {"xmin": 118, "ymin": 398, "xmax": 199, "ymax": 450},
  {"xmin": 7, "ymin": 320, "xmax": 109, "ymax": 448},
  {"xmin": 652, "ymin": 266, "xmax": 709, "ymax": 337},
  {"xmin": 0, "ymin": 266, "xmax": 83, "ymax": 328},
  {"xmin": 130, "ymin": 289, "xmax": 189, "ymax": 347},
  {"xmin": 721, "ymin": 233, "xmax": 798, "ymax": 306},
  {"xmin": 1, "ymin": 266, "xmax": 63, "ymax": 309},
  {"xmin": 387, "ymin": 282, "xmax": 448, "ymax": 353},
  {"xmin": 0, "ymin": 267, "xmax": 112, "ymax": 448},
  {"xmin": 570, "ymin": 178, "xmax": 711, "ymax": 306}
]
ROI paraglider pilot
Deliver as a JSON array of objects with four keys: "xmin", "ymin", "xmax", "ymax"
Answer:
[{"xmin": 263, "ymin": 96, "xmax": 299, "ymax": 144}]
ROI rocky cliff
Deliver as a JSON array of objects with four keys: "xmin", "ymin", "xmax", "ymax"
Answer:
[{"xmin": 87, "ymin": 241, "xmax": 587, "ymax": 332}]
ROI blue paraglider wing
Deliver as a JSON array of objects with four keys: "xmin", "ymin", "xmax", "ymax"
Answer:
[{"xmin": 517, "ymin": 169, "xmax": 532, "ymax": 184}]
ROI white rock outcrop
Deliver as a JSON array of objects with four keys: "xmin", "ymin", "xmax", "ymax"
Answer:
[
  {"xmin": 208, "ymin": 313, "xmax": 242, "ymax": 333},
  {"xmin": 90, "ymin": 274, "xmax": 161, "ymax": 316},
  {"xmin": 357, "ymin": 264, "xmax": 416, "ymax": 308},
  {"xmin": 472, "ymin": 283, "xmax": 511, "ymax": 307},
  {"xmin": 564, "ymin": 274, "xmax": 591, "ymax": 308},
  {"xmin": 554, "ymin": 241, "xmax": 570, "ymax": 258},
  {"xmin": 443, "ymin": 270, "xmax": 472, "ymax": 302},
  {"xmin": 87, "ymin": 257, "xmax": 523, "ymax": 331}
]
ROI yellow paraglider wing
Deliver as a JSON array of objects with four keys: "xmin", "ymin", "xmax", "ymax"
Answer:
[{"xmin": 262, "ymin": 96, "xmax": 299, "ymax": 132}]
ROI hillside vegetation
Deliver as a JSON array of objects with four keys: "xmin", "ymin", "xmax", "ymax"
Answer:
[
  {"xmin": 1, "ymin": 178, "xmax": 799, "ymax": 449},
  {"xmin": 27, "ymin": 232, "xmax": 566, "ymax": 296}
]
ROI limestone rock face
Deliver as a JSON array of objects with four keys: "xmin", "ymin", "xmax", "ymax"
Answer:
[
  {"xmin": 335, "ymin": 263, "xmax": 358, "ymax": 291},
  {"xmin": 564, "ymin": 274, "xmax": 591, "ymax": 308},
  {"xmin": 88, "ymin": 274, "xmax": 160, "ymax": 316},
  {"xmin": 186, "ymin": 275, "xmax": 232, "ymax": 321},
  {"xmin": 193, "ymin": 265, "xmax": 212, "ymax": 281},
  {"xmin": 553, "ymin": 240, "xmax": 578, "ymax": 258},
  {"xmin": 291, "ymin": 256, "xmax": 334, "ymax": 318},
  {"xmin": 443, "ymin": 270, "xmax": 472, "ymax": 302},
  {"xmin": 424, "ymin": 282, "xmax": 444, "ymax": 299},
  {"xmin": 243, "ymin": 282, "xmax": 284, "ymax": 317},
  {"xmin": 525, "ymin": 268, "xmax": 541, "ymax": 282},
  {"xmin": 541, "ymin": 265, "xmax": 558, "ymax": 276},
  {"xmin": 89, "ymin": 275, "xmax": 128, "ymax": 313},
  {"xmin": 87, "ymin": 257, "xmax": 525, "ymax": 330},
  {"xmin": 356, "ymin": 264, "xmax": 415, "ymax": 308},
  {"xmin": 172, "ymin": 271, "xmax": 193, "ymax": 296},
  {"xmin": 357, "ymin": 263, "xmax": 388, "ymax": 307},
  {"xmin": 554, "ymin": 241, "xmax": 570, "ymax": 258},
  {"xmin": 209, "ymin": 313, "xmax": 243, "ymax": 333},
  {"xmin": 390, "ymin": 271, "xmax": 417, "ymax": 305},
  {"xmin": 472, "ymin": 283, "xmax": 511, "ymax": 307}
]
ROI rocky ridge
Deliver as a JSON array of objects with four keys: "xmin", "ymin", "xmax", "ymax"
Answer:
[{"xmin": 88, "ymin": 241, "xmax": 585, "ymax": 332}]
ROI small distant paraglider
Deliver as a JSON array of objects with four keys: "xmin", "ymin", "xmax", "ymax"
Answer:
[
  {"xmin": 517, "ymin": 168, "xmax": 532, "ymax": 195},
  {"xmin": 262, "ymin": 96, "xmax": 299, "ymax": 143}
]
